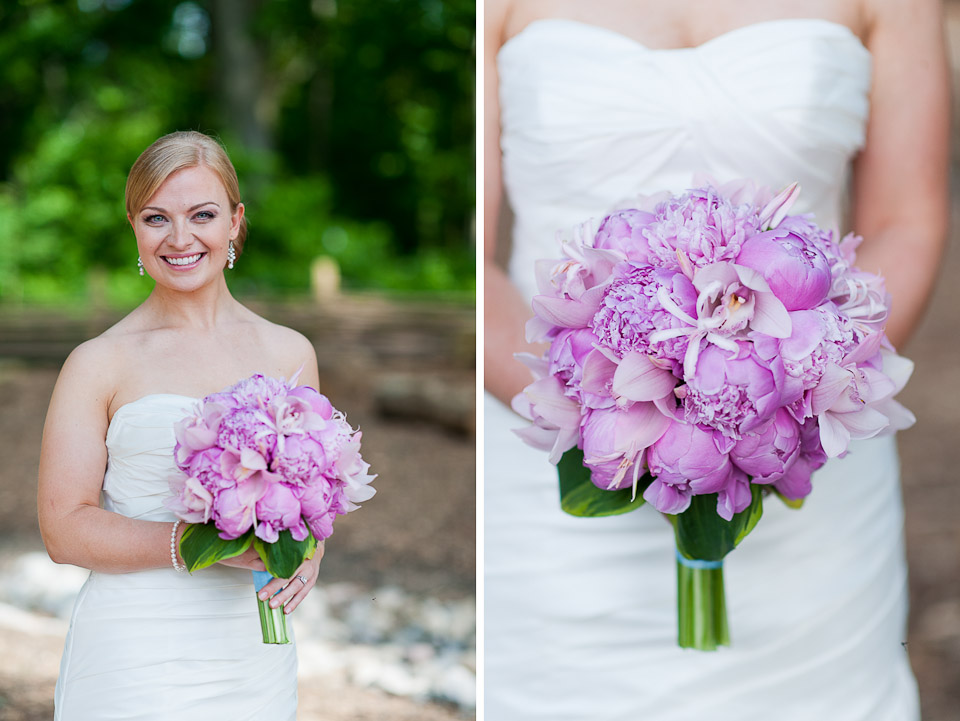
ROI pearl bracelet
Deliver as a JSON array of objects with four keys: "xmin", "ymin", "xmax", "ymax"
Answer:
[{"xmin": 170, "ymin": 520, "xmax": 186, "ymax": 572}]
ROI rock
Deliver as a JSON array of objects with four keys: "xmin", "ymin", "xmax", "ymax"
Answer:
[{"xmin": 433, "ymin": 663, "xmax": 477, "ymax": 708}]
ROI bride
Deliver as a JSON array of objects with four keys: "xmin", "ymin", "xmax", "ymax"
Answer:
[
  {"xmin": 38, "ymin": 131, "xmax": 320, "ymax": 719},
  {"xmin": 484, "ymin": 0, "xmax": 948, "ymax": 718}
]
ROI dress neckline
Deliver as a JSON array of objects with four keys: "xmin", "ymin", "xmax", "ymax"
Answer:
[
  {"xmin": 108, "ymin": 393, "xmax": 199, "ymax": 427},
  {"xmin": 498, "ymin": 17, "xmax": 869, "ymax": 58}
]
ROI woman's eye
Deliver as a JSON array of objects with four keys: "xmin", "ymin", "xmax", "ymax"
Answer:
[
  {"xmin": 194, "ymin": 210, "xmax": 216, "ymax": 221},
  {"xmin": 143, "ymin": 214, "xmax": 165, "ymax": 224}
]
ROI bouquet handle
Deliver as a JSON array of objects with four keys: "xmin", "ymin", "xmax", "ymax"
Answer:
[
  {"xmin": 676, "ymin": 551, "xmax": 729, "ymax": 651},
  {"xmin": 253, "ymin": 570, "xmax": 291, "ymax": 644}
]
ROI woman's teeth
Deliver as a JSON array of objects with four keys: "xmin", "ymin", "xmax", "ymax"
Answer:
[{"xmin": 164, "ymin": 253, "xmax": 203, "ymax": 266}]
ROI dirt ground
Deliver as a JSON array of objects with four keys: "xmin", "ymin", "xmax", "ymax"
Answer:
[
  {"xmin": 0, "ymin": 297, "xmax": 476, "ymax": 721},
  {"xmin": 892, "ymin": 203, "xmax": 960, "ymax": 721}
]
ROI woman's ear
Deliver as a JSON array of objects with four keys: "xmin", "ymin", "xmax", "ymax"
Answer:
[{"xmin": 231, "ymin": 203, "xmax": 245, "ymax": 240}]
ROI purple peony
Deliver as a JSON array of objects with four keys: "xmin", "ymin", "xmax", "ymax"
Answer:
[
  {"xmin": 644, "ymin": 187, "xmax": 760, "ymax": 270},
  {"xmin": 678, "ymin": 343, "xmax": 782, "ymax": 439},
  {"xmin": 514, "ymin": 179, "xmax": 914, "ymax": 524},
  {"xmin": 548, "ymin": 327, "xmax": 601, "ymax": 393},
  {"xmin": 730, "ymin": 409, "xmax": 802, "ymax": 483},
  {"xmin": 736, "ymin": 230, "xmax": 832, "ymax": 311},
  {"xmin": 593, "ymin": 209, "xmax": 656, "ymax": 262},
  {"xmin": 592, "ymin": 265, "xmax": 696, "ymax": 373},
  {"xmin": 646, "ymin": 421, "xmax": 736, "ymax": 497}
]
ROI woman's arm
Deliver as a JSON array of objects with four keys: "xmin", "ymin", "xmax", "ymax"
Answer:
[
  {"xmin": 37, "ymin": 339, "xmax": 186, "ymax": 573},
  {"xmin": 851, "ymin": 0, "xmax": 950, "ymax": 348},
  {"xmin": 484, "ymin": 0, "xmax": 548, "ymax": 407}
]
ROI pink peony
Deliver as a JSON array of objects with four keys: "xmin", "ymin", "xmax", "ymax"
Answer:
[
  {"xmin": 593, "ymin": 209, "xmax": 656, "ymax": 263},
  {"xmin": 271, "ymin": 435, "xmax": 329, "ymax": 486},
  {"xmin": 213, "ymin": 486, "xmax": 256, "ymax": 540},
  {"xmin": 581, "ymin": 404, "xmax": 672, "ymax": 491},
  {"xmin": 255, "ymin": 483, "xmax": 305, "ymax": 543},
  {"xmin": 183, "ymin": 447, "xmax": 229, "ymax": 490},
  {"xmin": 299, "ymin": 481, "xmax": 349, "ymax": 541},
  {"xmin": 164, "ymin": 476, "xmax": 214, "ymax": 524},
  {"xmin": 168, "ymin": 373, "xmax": 374, "ymax": 547}
]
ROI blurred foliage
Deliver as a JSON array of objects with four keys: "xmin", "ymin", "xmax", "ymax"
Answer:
[{"xmin": 0, "ymin": 0, "xmax": 475, "ymax": 306}]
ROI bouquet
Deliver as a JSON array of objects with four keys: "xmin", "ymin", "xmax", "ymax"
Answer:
[
  {"xmin": 165, "ymin": 372, "xmax": 376, "ymax": 643},
  {"xmin": 513, "ymin": 180, "xmax": 914, "ymax": 650}
]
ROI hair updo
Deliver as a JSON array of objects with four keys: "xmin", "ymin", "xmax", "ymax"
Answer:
[{"xmin": 125, "ymin": 131, "xmax": 247, "ymax": 257}]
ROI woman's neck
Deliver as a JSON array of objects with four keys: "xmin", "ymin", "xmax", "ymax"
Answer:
[{"xmin": 141, "ymin": 275, "xmax": 240, "ymax": 331}]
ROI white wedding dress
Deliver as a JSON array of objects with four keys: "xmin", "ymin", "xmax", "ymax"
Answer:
[
  {"xmin": 54, "ymin": 394, "xmax": 297, "ymax": 720},
  {"xmin": 485, "ymin": 18, "xmax": 919, "ymax": 720}
]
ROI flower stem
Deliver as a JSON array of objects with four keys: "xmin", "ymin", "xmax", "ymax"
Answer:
[
  {"xmin": 677, "ymin": 559, "xmax": 729, "ymax": 650},
  {"xmin": 256, "ymin": 595, "xmax": 290, "ymax": 644}
]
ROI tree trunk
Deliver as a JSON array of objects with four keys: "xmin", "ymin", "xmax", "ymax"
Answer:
[{"xmin": 210, "ymin": 0, "xmax": 272, "ymax": 155}]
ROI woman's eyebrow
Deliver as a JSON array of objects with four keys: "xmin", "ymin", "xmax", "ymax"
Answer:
[{"xmin": 141, "ymin": 201, "xmax": 221, "ymax": 213}]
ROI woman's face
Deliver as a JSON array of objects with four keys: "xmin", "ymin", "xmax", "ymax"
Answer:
[{"xmin": 129, "ymin": 164, "xmax": 244, "ymax": 291}]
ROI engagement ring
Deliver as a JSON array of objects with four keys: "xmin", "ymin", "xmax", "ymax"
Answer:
[{"xmin": 297, "ymin": 575, "xmax": 308, "ymax": 585}]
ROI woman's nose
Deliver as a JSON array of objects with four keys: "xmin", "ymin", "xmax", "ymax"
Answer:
[{"xmin": 167, "ymin": 219, "xmax": 193, "ymax": 249}]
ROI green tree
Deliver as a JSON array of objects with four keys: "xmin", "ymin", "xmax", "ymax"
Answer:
[{"xmin": 0, "ymin": 0, "xmax": 475, "ymax": 304}]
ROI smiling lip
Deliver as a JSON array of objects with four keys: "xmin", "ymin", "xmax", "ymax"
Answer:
[{"xmin": 162, "ymin": 252, "xmax": 206, "ymax": 268}]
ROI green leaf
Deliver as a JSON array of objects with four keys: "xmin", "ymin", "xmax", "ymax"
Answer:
[
  {"xmin": 254, "ymin": 528, "xmax": 318, "ymax": 579},
  {"xmin": 557, "ymin": 448, "xmax": 651, "ymax": 518},
  {"xmin": 673, "ymin": 485, "xmax": 764, "ymax": 562},
  {"xmin": 179, "ymin": 523, "xmax": 254, "ymax": 573}
]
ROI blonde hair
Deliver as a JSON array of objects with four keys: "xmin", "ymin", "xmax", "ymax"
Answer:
[{"xmin": 125, "ymin": 131, "xmax": 247, "ymax": 256}]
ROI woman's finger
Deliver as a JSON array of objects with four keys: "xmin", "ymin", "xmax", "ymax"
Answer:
[
  {"xmin": 266, "ymin": 561, "xmax": 318, "ymax": 613},
  {"xmin": 281, "ymin": 573, "xmax": 313, "ymax": 614},
  {"xmin": 258, "ymin": 576, "xmax": 287, "ymax": 601},
  {"xmin": 256, "ymin": 551, "xmax": 323, "ymax": 609}
]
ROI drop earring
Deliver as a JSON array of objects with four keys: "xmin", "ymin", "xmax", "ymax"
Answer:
[
  {"xmin": 137, "ymin": 257, "xmax": 145, "ymax": 276},
  {"xmin": 227, "ymin": 241, "xmax": 236, "ymax": 270}
]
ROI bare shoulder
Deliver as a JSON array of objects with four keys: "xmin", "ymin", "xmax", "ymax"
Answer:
[
  {"xmin": 264, "ymin": 321, "xmax": 316, "ymax": 364},
  {"xmin": 863, "ymin": 0, "xmax": 943, "ymax": 37},
  {"xmin": 56, "ymin": 332, "xmax": 128, "ymax": 415},
  {"xmin": 239, "ymin": 312, "xmax": 319, "ymax": 384}
]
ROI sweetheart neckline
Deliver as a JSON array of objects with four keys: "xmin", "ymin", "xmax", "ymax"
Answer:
[
  {"xmin": 498, "ymin": 17, "xmax": 869, "ymax": 59},
  {"xmin": 108, "ymin": 393, "xmax": 199, "ymax": 428}
]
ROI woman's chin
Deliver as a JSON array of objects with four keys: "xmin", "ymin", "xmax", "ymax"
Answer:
[{"xmin": 149, "ymin": 258, "xmax": 226, "ymax": 291}]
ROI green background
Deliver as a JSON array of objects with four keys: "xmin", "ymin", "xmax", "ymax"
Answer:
[{"xmin": 0, "ymin": 0, "xmax": 475, "ymax": 306}]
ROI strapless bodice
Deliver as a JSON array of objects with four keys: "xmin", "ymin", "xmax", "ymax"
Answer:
[
  {"xmin": 497, "ymin": 17, "xmax": 872, "ymax": 300},
  {"xmin": 103, "ymin": 393, "xmax": 198, "ymax": 521}
]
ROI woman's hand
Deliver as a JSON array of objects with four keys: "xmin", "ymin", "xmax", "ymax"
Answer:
[
  {"xmin": 255, "ymin": 543, "xmax": 325, "ymax": 614},
  {"xmin": 215, "ymin": 545, "xmax": 267, "ymax": 572}
]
